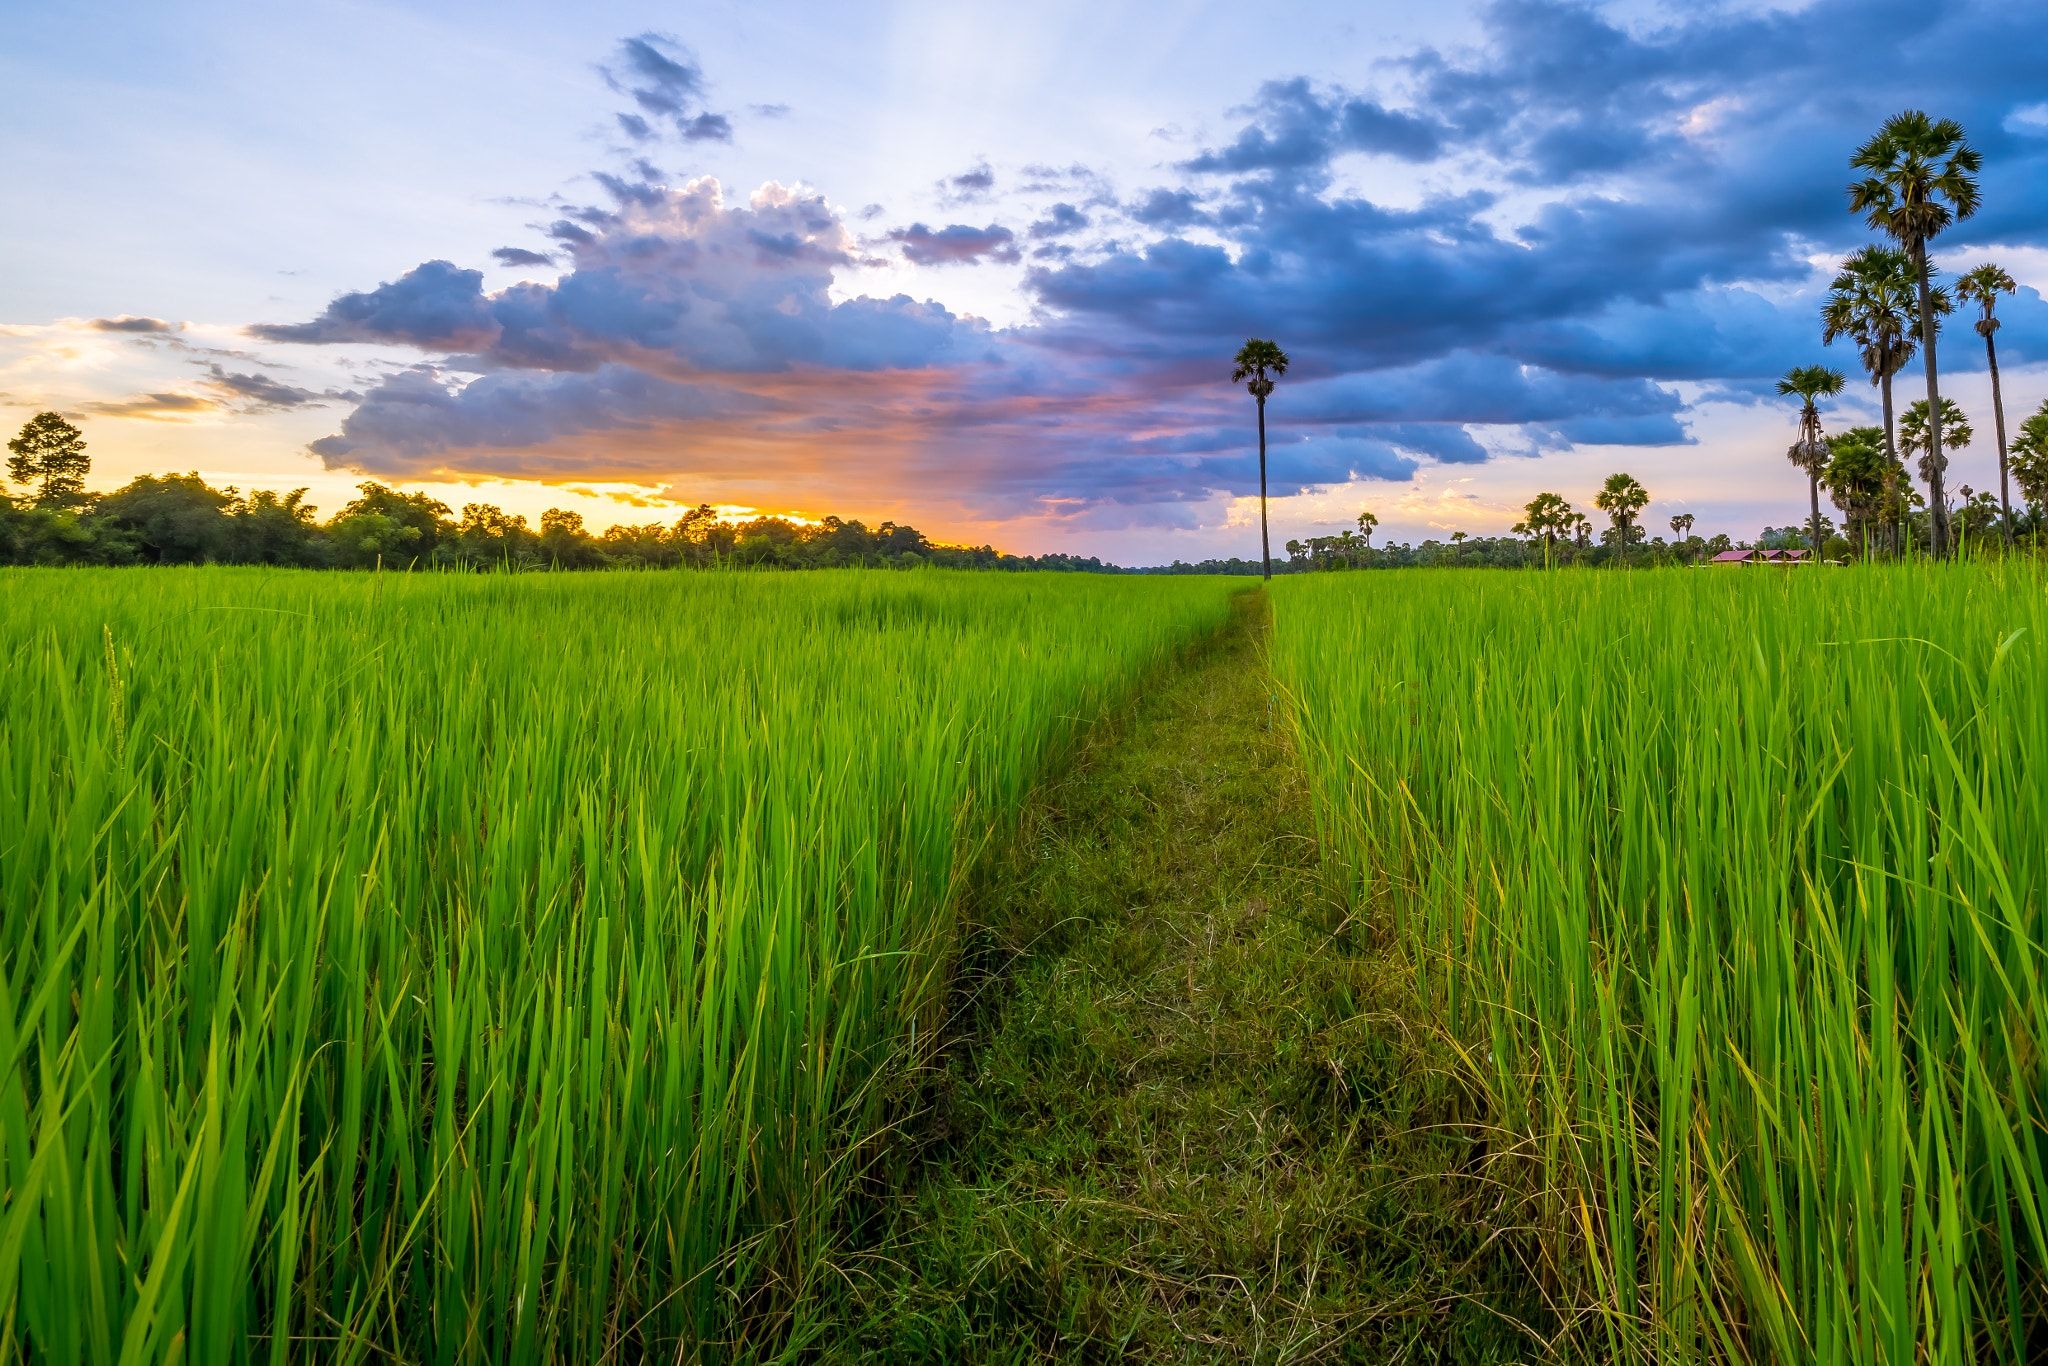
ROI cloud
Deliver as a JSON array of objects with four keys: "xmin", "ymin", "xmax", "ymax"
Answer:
[
  {"xmin": 79, "ymin": 392, "xmax": 219, "ymax": 420},
  {"xmin": 199, "ymin": 365, "xmax": 342, "ymax": 411},
  {"xmin": 88, "ymin": 315, "xmax": 181, "ymax": 333},
  {"xmin": 1128, "ymin": 188, "xmax": 1209, "ymax": 228},
  {"xmin": 1028, "ymin": 203, "xmax": 1090, "ymax": 239},
  {"xmin": 599, "ymin": 33, "xmax": 733, "ymax": 144},
  {"xmin": 253, "ymin": 259, "xmax": 499, "ymax": 349},
  {"xmin": 1181, "ymin": 78, "xmax": 1446, "ymax": 178},
  {"xmin": 941, "ymin": 160, "xmax": 996, "ymax": 203},
  {"xmin": 260, "ymin": 179, "xmax": 993, "ymax": 374},
  {"xmin": 491, "ymin": 246, "xmax": 558, "ymax": 269},
  {"xmin": 889, "ymin": 222, "xmax": 1021, "ymax": 266}
]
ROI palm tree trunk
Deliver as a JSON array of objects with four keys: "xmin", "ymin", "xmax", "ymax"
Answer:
[
  {"xmin": 1809, "ymin": 473, "xmax": 1824, "ymax": 562},
  {"xmin": 1987, "ymin": 331, "xmax": 2012, "ymax": 545},
  {"xmin": 1880, "ymin": 370, "xmax": 1898, "ymax": 559},
  {"xmin": 1912, "ymin": 240, "xmax": 1948, "ymax": 557},
  {"xmin": 1257, "ymin": 394, "xmax": 1271, "ymax": 581}
]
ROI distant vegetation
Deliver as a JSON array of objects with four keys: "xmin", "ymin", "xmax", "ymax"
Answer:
[{"xmin": 0, "ymin": 419, "xmax": 1113, "ymax": 572}]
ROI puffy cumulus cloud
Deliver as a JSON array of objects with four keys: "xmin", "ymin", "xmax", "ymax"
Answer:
[
  {"xmin": 260, "ymin": 179, "xmax": 996, "ymax": 374},
  {"xmin": 1181, "ymin": 77, "xmax": 1446, "ymax": 177},
  {"xmin": 889, "ymin": 222, "xmax": 1021, "ymax": 266},
  {"xmin": 601, "ymin": 34, "xmax": 732, "ymax": 143},
  {"xmin": 308, "ymin": 364, "xmax": 773, "ymax": 472}
]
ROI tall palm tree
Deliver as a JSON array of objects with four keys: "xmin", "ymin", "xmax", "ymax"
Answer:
[
  {"xmin": 1593, "ymin": 472, "xmax": 1649, "ymax": 548},
  {"xmin": 1956, "ymin": 262, "xmax": 2018, "ymax": 543},
  {"xmin": 1356, "ymin": 508, "xmax": 1378, "ymax": 548},
  {"xmin": 1850, "ymin": 111, "xmax": 1981, "ymax": 556},
  {"xmin": 1778, "ymin": 365, "xmax": 1846, "ymax": 559},
  {"xmin": 1231, "ymin": 338, "xmax": 1290, "ymax": 580},
  {"xmin": 1521, "ymin": 492, "xmax": 1574, "ymax": 566},
  {"xmin": 1821, "ymin": 246, "xmax": 1949, "ymax": 554}
]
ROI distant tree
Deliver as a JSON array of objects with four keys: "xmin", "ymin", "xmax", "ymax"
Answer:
[
  {"xmin": 1571, "ymin": 513, "xmax": 1593, "ymax": 549},
  {"xmin": 1521, "ymin": 492, "xmax": 1576, "ymax": 564},
  {"xmin": 327, "ymin": 481, "xmax": 452, "ymax": 567},
  {"xmin": 1899, "ymin": 397, "xmax": 1973, "ymax": 493},
  {"xmin": 93, "ymin": 472, "xmax": 238, "ymax": 563},
  {"xmin": 1356, "ymin": 508, "xmax": 1378, "ymax": 548},
  {"xmin": 1822, "ymin": 427, "xmax": 1903, "ymax": 555},
  {"xmin": 1850, "ymin": 110, "xmax": 1981, "ymax": 555},
  {"xmin": 1230, "ymin": 338, "xmax": 1290, "ymax": 580},
  {"xmin": 1667, "ymin": 512, "xmax": 1695, "ymax": 561},
  {"xmin": 1956, "ymin": 262, "xmax": 2018, "ymax": 543},
  {"xmin": 234, "ymin": 489, "xmax": 326, "ymax": 565},
  {"xmin": 2007, "ymin": 401, "xmax": 2048, "ymax": 526},
  {"xmin": 1593, "ymin": 472, "xmax": 1650, "ymax": 548},
  {"xmin": 1778, "ymin": 365, "xmax": 1846, "ymax": 559},
  {"xmin": 7, "ymin": 412, "xmax": 91, "ymax": 507}
]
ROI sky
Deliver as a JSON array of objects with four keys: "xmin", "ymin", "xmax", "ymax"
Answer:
[{"xmin": 5, "ymin": 0, "xmax": 2048, "ymax": 563}]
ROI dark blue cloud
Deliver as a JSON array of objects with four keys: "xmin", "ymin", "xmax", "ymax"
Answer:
[
  {"xmin": 600, "ymin": 34, "xmax": 733, "ymax": 144},
  {"xmin": 1181, "ymin": 77, "xmax": 1446, "ymax": 177},
  {"xmin": 1128, "ymin": 188, "xmax": 1209, "ymax": 228},
  {"xmin": 1028, "ymin": 203, "xmax": 1090, "ymax": 239},
  {"xmin": 254, "ymin": 260, "xmax": 498, "ymax": 349},
  {"xmin": 491, "ymin": 246, "xmax": 558, "ymax": 269},
  {"xmin": 89, "ymin": 315, "xmax": 179, "ymax": 333},
  {"xmin": 889, "ymin": 222, "xmax": 1020, "ymax": 266}
]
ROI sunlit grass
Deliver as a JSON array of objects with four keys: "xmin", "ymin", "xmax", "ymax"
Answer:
[
  {"xmin": 1272, "ymin": 564, "xmax": 2047, "ymax": 1364},
  {"xmin": 0, "ymin": 566, "xmax": 1240, "ymax": 1362}
]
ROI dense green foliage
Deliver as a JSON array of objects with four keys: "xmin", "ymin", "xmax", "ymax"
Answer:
[
  {"xmin": 1273, "ymin": 567, "xmax": 2046, "ymax": 1363},
  {"xmin": 0, "ymin": 567, "xmax": 1238, "ymax": 1361}
]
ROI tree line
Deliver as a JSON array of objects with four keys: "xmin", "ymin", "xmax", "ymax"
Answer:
[{"xmin": 1, "ymin": 417, "xmax": 1114, "ymax": 573}]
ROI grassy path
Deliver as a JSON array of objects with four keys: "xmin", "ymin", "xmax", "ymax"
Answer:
[{"xmin": 809, "ymin": 592, "xmax": 1549, "ymax": 1363}]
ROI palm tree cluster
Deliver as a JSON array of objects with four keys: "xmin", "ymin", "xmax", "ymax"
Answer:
[
  {"xmin": 1802, "ymin": 111, "xmax": 2040, "ymax": 555},
  {"xmin": 1507, "ymin": 475, "xmax": 1675, "ymax": 565}
]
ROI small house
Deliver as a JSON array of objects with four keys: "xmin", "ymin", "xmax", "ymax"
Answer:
[{"xmin": 1710, "ymin": 548, "xmax": 1810, "ymax": 565}]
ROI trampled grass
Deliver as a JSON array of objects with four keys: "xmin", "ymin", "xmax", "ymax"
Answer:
[
  {"xmin": 0, "ymin": 567, "xmax": 1239, "ymax": 1363},
  {"xmin": 1271, "ymin": 565, "xmax": 2047, "ymax": 1363}
]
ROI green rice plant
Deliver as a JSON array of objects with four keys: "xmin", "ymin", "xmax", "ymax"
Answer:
[
  {"xmin": 0, "ymin": 566, "xmax": 1240, "ymax": 1363},
  {"xmin": 1271, "ymin": 565, "xmax": 2046, "ymax": 1364}
]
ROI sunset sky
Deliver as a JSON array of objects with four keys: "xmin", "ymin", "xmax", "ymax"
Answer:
[{"xmin": 5, "ymin": 0, "xmax": 2047, "ymax": 562}]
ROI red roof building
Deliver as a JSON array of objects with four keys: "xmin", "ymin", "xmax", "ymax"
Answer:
[{"xmin": 1710, "ymin": 548, "xmax": 1810, "ymax": 564}]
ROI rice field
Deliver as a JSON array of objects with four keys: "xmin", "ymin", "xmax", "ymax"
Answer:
[
  {"xmin": 1271, "ymin": 566, "xmax": 2047, "ymax": 1364},
  {"xmin": 0, "ymin": 567, "xmax": 1239, "ymax": 1363}
]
